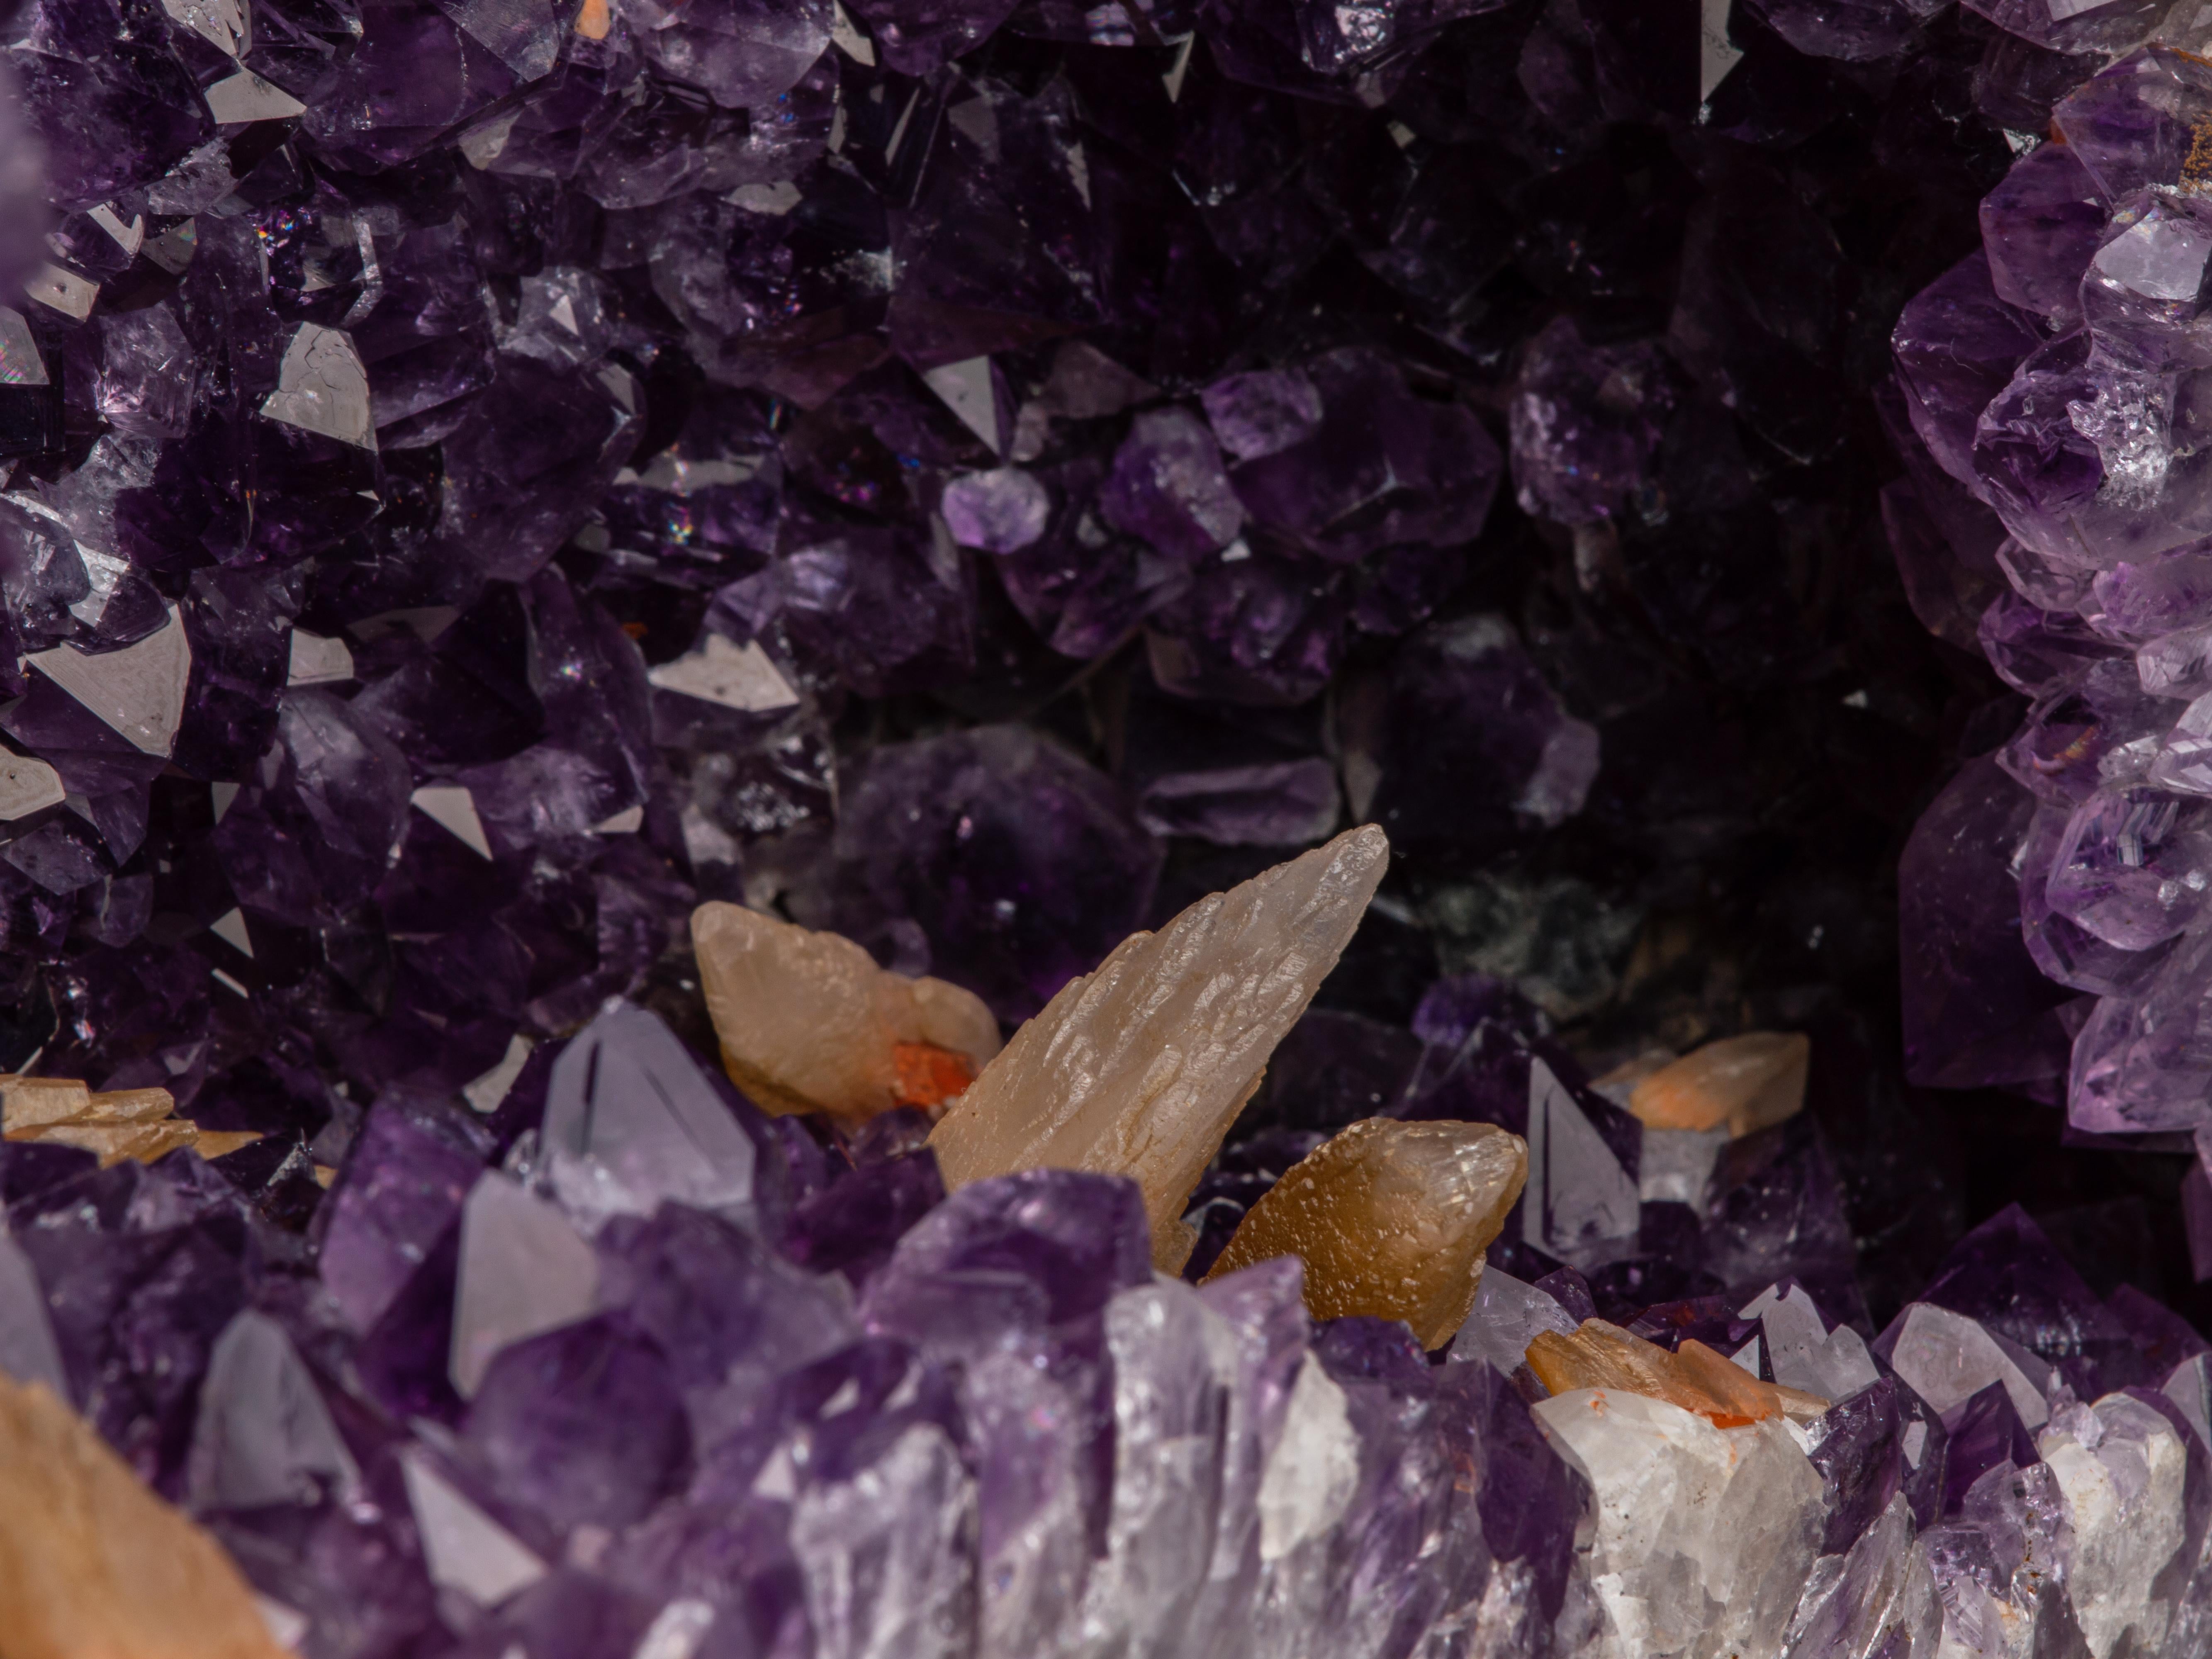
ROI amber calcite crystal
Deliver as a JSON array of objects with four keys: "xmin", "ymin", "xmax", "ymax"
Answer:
[
  {"xmin": 929, "ymin": 825, "xmax": 1390, "ymax": 1271},
  {"xmin": 1526, "ymin": 1319, "xmax": 1829, "ymax": 1428},
  {"xmin": 1626, "ymin": 1032, "xmax": 1810, "ymax": 1137},
  {"xmin": 0, "ymin": 1374, "xmax": 287, "ymax": 1659},
  {"xmin": 1202, "ymin": 1117, "xmax": 1527, "ymax": 1350},
  {"xmin": 0, "ymin": 1078, "xmax": 260, "ymax": 1168},
  {"xmin": 692, "ymin": 902, "xmax": 1003, "ymax": 1123}
]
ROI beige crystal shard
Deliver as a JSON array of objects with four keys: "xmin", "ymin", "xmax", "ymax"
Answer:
[
  {"xmin": 1526, "ymin": 1319, "xmax": 1828, "ymax": 1428},
  {"xmin": 929, "ymin": 825, "xmax": 1391, "ymax": 1272},
  {"xmin": 0, "ymin": 1078, "xmax": 261, "ymax": 1168},
  {"xmin": 1201, "ymin": 1117, "xmax": 1526, "ymax": 1350},
  {"xmin": 0, "ymin": 1373, "xmax": 289, "ymax": 1659},
  {"xmin": 692, "ymin": 902, "xmax": 1003, "ymax": 1123},
  {"xmin": 1626, "ymin": 1031, "xmax": 1810, "ymax": 1137}
]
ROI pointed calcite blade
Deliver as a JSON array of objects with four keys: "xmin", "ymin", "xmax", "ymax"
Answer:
[
  {"xmin": 928, "ymin": 824, "xmax": 1390, "ymax": 1270},
  {"xmin": 1201, "ymin": 1117, "xmax": 1526, "ymax": 1350},
  {"xmin": 0, "ymin": 1374, "xmax": 289, "ymax": 1659}
]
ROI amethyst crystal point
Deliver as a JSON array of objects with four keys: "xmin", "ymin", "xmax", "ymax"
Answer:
[
  {"xmin": 542, "ymin": 1000, "xmax": 758, "ymax": 1233},
  {"xmin": 1899, "ymin": 755, "xmax": 2078, "ymax": 1092},
  {"xmin": 465, "ymin": 1314, "xmax": 691, "ymax": 1531},
  {"xmin": 1940, "ymin": 1379, "xmax": 2039, "ymax": 1516},
  {"xmin": 1508, "ymin": 316, "xmax": 1675, "ymax": 527},
  {"xmin": 1919, "ymin": 1202, "xmax": 2146, "ymax": 1397},
  {"xmin": 1100, "ymin": 406, "xmax": 1246, "ymax": 561},
  {"xmin": 782, "ymin": 1150, "xmax": 946, "ymax": 1289},
  {"xmin": 319, "ymin": 1100, "xmax": 486, "ymax": 1335},
  {"xmin": 940, "ymin": 468, "xmax": 1051, "ymax": 555},
  {"xmin": 450, "ymin": 1172, "xmax": 600, "ymax": 1399},
  {"xmin": 1358, "ymin": 613, "xmax": 1598, "ymax": 855},
  {"xmin": 1891, "ymin": 249, "xmax": 2043, "ymax": 497},
  {"xmin": 187, "ymin": 1309, "xmax": 355, "ymax": 1512},
  {"xmin": 1228, "ymin": 348, "xmax": 1500, "ymax": 564},
  {"xmin": 598, "ymin": 1200, "xmax": 857, "ymax": 1390},
  {"xmin": 822, "ymin": 724, "xmax": 1162, "ymax": 1022},
  {"xmin": 859, "ymin": 1168, "xmax": 1152, "ymax": 1357}
]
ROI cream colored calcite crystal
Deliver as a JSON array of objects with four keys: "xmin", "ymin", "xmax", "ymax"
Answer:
[
  {"xmin": 1627, "ymin": 1032, "xmax": 1810, "ymax": 1138},
  {"xmin": 0, "ymin": 1078, "xmax": 260, "ymax": 1168},
  {"xmin": 1202, "ymin": 1117, "xmax": 1526, "ymax": 1350},
  {"xmin": 929, "ymin": 825, "xmax": 1390, "ymax": 1272},
  {"xmin": 0, "ymin": 1373, "xmax": 288, "ymax": 1659},
  {"xmin": 692, "ymin": 902, "xmax": 1003, "ymax": 1123}
]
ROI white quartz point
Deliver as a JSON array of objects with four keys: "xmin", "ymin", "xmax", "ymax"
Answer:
[
  {"xmin": 0, "ymin": 1231, "xmax": 66, "ymax": 1397},
  {"xmin": 1883, "ymin": 1302, "xmax": 2051, "ymax": 1429},
  {"xmin": 187, "ymin": 1311, "xmax": 357, "ymax": 1510},
  {"xmin": 1523, "ymin": 1057, "xmax": 1639, "ymax": 1264},
  {"xmin": 928, "ymin": 824, "xmax": 1391, "ymax": 1272},
  {"xmin": 27, "ymin": 603, "xmax": 192, "ymax": 757},
  {"xmin": 449, "ymin": 1173, "xmax": 599, "ymax": 1398},
  {"xmin": 2040, "ymin": 1394, "xmax": 2189, "ymax": 1659},
  {"xmin": 647, "ymin": 632, "xmax": 800, "ymax": 713},
  {"xmin": 411, "ymin": 785, "xmax": 492, "ymax": 859},
  {"xmin": 203, "ymin": 68, "xmax": 306, "ymax": 123},
  {"xmin": 1780, "ymin": 1494, "xmax": 1939, "ymax": 1659},
  {"xmin": 260, "ymin": 323, "xmax": 377, "ymax": 450},
  {"xmin": 1741, "ymin": 1281, "xmax": 1880, "ymax": 1402},
  {"xmin": 0, "ymin": 752, "xmax": 65, "ymax": 820},
  {"xmin": 922, "ymin": 356, "xmax": 1003, "ymax": 452},
  {"xmin": 1532, "ymin": 1388, "xmax": 1824, "ymax": 1659},
  {"xmin": 0, "ymin": 306, "xmax": 49, "ymax": 387},
  {"xmin": 2165, "ymin": 1352, "xmax": 2212, "ymax": 1452},
  {"xmin": 286, "ymin": 630, "xmax": 355, "ymax": 686},
  {"xmin": 1256, "ymin": 1353, "xmax": 1358, "ymax": 1562},
  {"xmin": 789, "ymin": 1423, "xmax": 976, "ymax": 1659},
  {"xmin": 542, "ymin": 1001, "xmax": 759, "ymax": 1233},
  {"xmin": 160, "ymin": 0, "xmax": 247, "ymax": 54},
  {"xmin": 1447, "ymin": 1263, "xmax": 1577, "ymax": 1375},
  {"xmin": 401, "ymin": 1450, "xmax": 547, "ymax": 1606}
]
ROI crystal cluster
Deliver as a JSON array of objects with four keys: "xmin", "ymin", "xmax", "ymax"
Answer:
[{"xmin": 1887, "ymin": 27, "xmax": 2212, "ymax": 1156}]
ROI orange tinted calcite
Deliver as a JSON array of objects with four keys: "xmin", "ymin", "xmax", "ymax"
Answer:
[
  {"xmin": 1202, "ymin": 1117, "xmax": 1527, "ymax": 1350},
  {"xmin": 692, "ymin": 902, "xmax": 1001, "ymax": 1125},
  {"xmin": 0, "ymin": 1079, "xmax": 260, "ymax": 1169},
  {"xmin": 1526, "ymin": 1320, "xmax": 1829, "ymax": 1428},
  {"xmin": 0, "ymin": 1374, "xmax": 288, "ymax": 1659},
  {"xmin": 1627, "ymin": 1032, "xmax": 1810, "ymax": 1138}
]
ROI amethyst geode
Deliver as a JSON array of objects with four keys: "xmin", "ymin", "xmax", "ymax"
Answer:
[{"xmin": 5, "ymin": 0, "xmax": 2212, "ymax": 1651}]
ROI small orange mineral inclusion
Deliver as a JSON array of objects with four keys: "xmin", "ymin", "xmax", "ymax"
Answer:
[
  {"xmin": 575, "ymin": 0, "xmax": 611, "ymax": 39},
  {"xmin": 1525, "ymin": 1320, "xmax": 1829, "ymax": 1428},
  {"xmin": 1627, "ymin": 1031, "xmax": 1809, "ymax": 1138},
  {"xmin": 892, "ymin": 1041, "xmax": 976, "ymax": 1111}
]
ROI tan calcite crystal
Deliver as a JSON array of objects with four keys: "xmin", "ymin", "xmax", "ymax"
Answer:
[
  {"xmin": 929, "ymin": 825, "xmax": 1391, "ymax": 1272},
  {"xmin": 1627, "ymin": 1031, "xmax": 1810, "ymax": 1138},
  {"xmin": 0, "ymin": 1373, "xmax": 288, "ymax": 1659},
  {"xmin": 692, "ymin": 902, "xmax": 1003, "ymax": 1124},
  {"xmin": 0, "ymin": 1078, "xmax": 262, "ymax": 1169},
  {"xmin": 1200, "ymin": 1117, "xmax": 1527, "ymax": 1350},
  {"xmin": 1526, "ymin": 1319, "xmax": 1829, "ymax": 1428}
]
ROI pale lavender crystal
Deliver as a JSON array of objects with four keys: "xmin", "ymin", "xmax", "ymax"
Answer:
[
  {"xmin": 2093, "ymin": 540, "xmax": 2212, "ymax": 638},
  {"xmin": 1200, "ymin": 369, "xmax": 1324, "ymax": 463},
  {"xmin": 319, "ymin": 1102, "xmax": 486, "ymax": 1334},
  {"xmin": 1508, "ymin": 317, "xmax": 1674, "ymax": 527},
  {"xmin": 2055, "ymin": 46, "xmax": 2212, "ymax": 205},
  {"xmin": 2042, "ymin": 785, "xmax": 2212, "ymax": 950},
  {"xmin": 617, "ymin": 0, "xmax": 831, "ymax": 107},
  {"xmin": 2068, "ymin": 927, "xmax": 2212, "ymax": 1132},
  {"xmin": 1976, "ymin": 591, "xmax": 2112, "ymax": 696},
  {"xmin": 1965, "ymin": 0, "xmax": 2166, "ymax": 55},
  {"xmin": 2019, "ymin": 801, "xmax": 2174, "ymax": 996},
  {"xmin": 1742, "ymin": 0, "xmax": 1943, "ymax": 62},
  {"xmin": 1981, "ymin": 141, "xmax": 2105, "ymax": 326},
  {"xmin": 941, "ymin": 468, "xmax": 1052, "ymax": 554},
  {"xmin": 2080, "ymin": 190, "xmax": 2212, "ymax": 370},
  {"xmin": 1100, "ymin": 407, "xmax": 1246, "ymax": 561}
]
